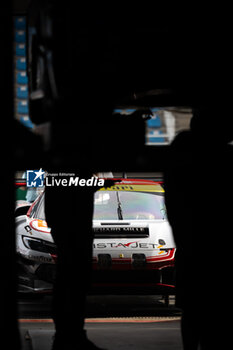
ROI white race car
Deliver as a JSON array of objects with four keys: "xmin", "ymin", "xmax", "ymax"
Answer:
[{"xmin": 16, "ymin": 179, "xmax": 176, "ymax": 294}]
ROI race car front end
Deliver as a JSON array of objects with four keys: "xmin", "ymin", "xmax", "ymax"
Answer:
[
  {"xmin": 91, "ymin": 180, "xmax": 176, "ymax": 295},
  {"xmin": 16, "ymin": 179, "xmax": 176, "ymax": 296},
  {"xmin": 92, "ymin": 221, "xmax": 175, "ymax": 295},
  {"xmin": 16, "ymin": 212, "xmax": 57, "ymax": 293}
]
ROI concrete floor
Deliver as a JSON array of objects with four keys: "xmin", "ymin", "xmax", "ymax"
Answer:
[{"xmin": 19, "ymin": 318, "xmax": 183, "ymax": 350}]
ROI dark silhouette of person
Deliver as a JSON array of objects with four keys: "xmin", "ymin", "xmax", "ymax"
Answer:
[
  {"xmin": 31, "ymin": 3, "xmax": 149, "ymax": 350},
  {"xmin": 45, "ymin": 177, "xmax": 102, "ymax": 350},
  {"xmin": 164, "ymin": 105, "xmax": 233, "ymax": 349}
]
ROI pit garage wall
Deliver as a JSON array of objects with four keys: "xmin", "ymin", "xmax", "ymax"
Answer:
[
  {"xmin": 13, "ymin": 14, "xmax": 192, "ymax": 144},
  {"xmin": 13, "ymin": 15, "xmax": 34, "ymax": 129}
]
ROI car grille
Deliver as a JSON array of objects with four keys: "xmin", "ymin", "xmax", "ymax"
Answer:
[{"xmin": 93, "ymin": 226, "xmax": 149, "ymax": 238}]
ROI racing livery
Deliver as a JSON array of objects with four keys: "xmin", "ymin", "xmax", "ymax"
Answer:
[{"xmin": 16, "ymin": 179, "xmax": 176, "ymax": 294}]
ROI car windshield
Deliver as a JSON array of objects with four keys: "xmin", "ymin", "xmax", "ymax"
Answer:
[
  {"xmin": 93, "ymin": 190, "xmax": 167, "ymax": 220},
  {"xmin": 31, "ymin": 194, "xmax": 46, "ymax": 220}
]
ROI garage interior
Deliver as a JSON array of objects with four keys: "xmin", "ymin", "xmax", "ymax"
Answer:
[{"xmin": 2, "ymin": 1, "xmax": 233, "ymax": 349}]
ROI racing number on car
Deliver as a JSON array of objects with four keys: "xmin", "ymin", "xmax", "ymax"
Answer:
[{"xmin": 24, "ymin": 225, "xmax": 31, "ymax": 233}]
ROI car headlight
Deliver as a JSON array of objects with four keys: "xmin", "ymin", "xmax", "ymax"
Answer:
[{"xmin": 22, "ymin": 236, "xmax": 57, "ymax": 255}]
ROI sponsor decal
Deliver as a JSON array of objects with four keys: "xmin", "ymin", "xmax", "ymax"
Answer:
[
  {"xmin": 93, "ymin": 227, "xmax": 147, "ymax": 233},
  {"xmin": 93, "ymin": 226, "xmax": 149, "ymax": 238},
  {"xmin": 93, "ymin": 241, "xmax": 159, "ymax": 249},
  {"xmin": 99, "ymin": 184, "xmax": 164, "ymax": 193},
  {"xmin": 27, "ymin": 254, "xmax": 53, "ymax": 263}
]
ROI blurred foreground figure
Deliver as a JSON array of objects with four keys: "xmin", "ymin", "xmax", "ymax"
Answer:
[
  {"xmin": 45, "ymin": 180, "xmax": 101, "ymax": 350},
  {"xmin": 164, "ymin": 106, "xmax": 233, "ymax": 349},
  {"xmin": 28, "ymin": 2, "xmax": 147, "ymax": 349}
]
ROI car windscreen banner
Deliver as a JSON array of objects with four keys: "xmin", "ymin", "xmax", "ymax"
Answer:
[{"xmin": 99, "ymin": 184, "xmax": 164, "ymax": 193}]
